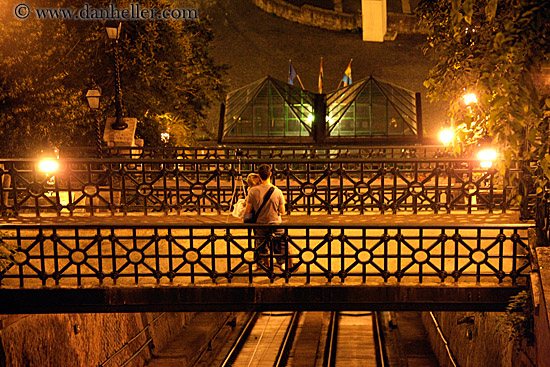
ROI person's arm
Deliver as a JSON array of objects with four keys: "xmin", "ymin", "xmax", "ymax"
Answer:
[
  {"xmin": 278, "ymin": 203, "xmax": 285, "ymax": 216},
  {"xmin": 278, "ymin": 190, "xmax": 285, "ymax": 216},
  {"xmin": 245, "ymin": 202, "xmax": 253, "ymax": 214}
]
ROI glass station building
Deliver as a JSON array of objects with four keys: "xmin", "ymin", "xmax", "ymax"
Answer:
[{"xmin": 218, "ymin": 76, "xmax": 422, "ymax": 145}]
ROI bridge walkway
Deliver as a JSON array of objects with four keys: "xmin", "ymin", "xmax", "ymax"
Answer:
[{"xmin": 0, "ymin": 212, "xmax": 533, "ymax": 313}]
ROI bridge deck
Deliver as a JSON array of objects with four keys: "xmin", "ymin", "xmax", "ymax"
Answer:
[
  {"xmin": 0, "ymin": 212, "xmax": 533, "ymax": 313},
  {"xmin": 3, "ymin": 211, "xmax": 527, "ymax": 227}
]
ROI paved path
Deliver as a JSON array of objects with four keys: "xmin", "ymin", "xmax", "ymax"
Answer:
[{"xmin": 1, "ymin": 212, "xmax": 528, "ymax": 227}]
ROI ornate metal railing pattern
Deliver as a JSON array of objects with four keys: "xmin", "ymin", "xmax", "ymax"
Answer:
[
  {"xmin": 0, "ymin": 158, "xmax": 522, "ymax": 217},
  {"xmin": 59, "ymin": 145, "xmax": 450, "ymax": 159},
  {"xmin": 0, "ymin": 223, "xmax": 530, "ymax": 288}
]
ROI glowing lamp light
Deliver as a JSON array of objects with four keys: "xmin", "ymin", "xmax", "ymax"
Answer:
[
  {"xmin": 39, "ymin": 159, "xmax": 59, "ymax": 174},
  {"xmin": 478, "ymin": 148, "xmax": 497, "ymax": 168},
  {"xmin": 439, "ymin": 128, "xmax": 454, "ymax": 146},
  {"xmin": 463, "ymin": 93, "xmax": 478, "ymax": 106},
  {"xmin": 160, "ymin": 132, "xmax": 170, "ymax": 143},
  {"xmin": 306, "ymin": 114, "xmax": 314, "ymax": 124}
]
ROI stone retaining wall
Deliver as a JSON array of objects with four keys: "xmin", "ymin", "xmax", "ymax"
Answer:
[
  {"xmin": 252, "ymin": 0, "xmax": 426, "ymax": 34},
  {"xmin": 422, "ymin": 230, "xmax": 550, "ymax": 367},
  {"xmin": 422, "ymin": 311, "xmax": 536, "ymax": 367},
  {"xmin": 0, "ymin": 312, "xmax": 199, "ymax": 367}
]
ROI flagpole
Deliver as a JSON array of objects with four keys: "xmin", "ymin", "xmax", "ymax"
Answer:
[
  {"xmin": 318, "ymin": 57, "xmax": 323, "ymax": 94},
  {"xmin": 296, "ymin": 74, "xmax": 305, "ymax": 90}
]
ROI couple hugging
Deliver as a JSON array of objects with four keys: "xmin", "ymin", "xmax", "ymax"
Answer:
[{"xmin": 243, "ymin": 164, "xmax": 290, "ymax": 271}]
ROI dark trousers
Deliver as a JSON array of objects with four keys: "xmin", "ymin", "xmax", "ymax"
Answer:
[{"xmin": 254, "ymin": 226, "xmax": 286, "ymax": 265}]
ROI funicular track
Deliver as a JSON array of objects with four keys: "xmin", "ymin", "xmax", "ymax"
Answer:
[
  {"xmin": 220, "ymin": 312, "xmax": 300, "ymax": 367},
  {"xmin": 211, "ymin": 311, "xmax": 387, "ymax": 367},
  {"xmin": 324, "ymin": 311, "xmax": 386, "ymax": 367}
]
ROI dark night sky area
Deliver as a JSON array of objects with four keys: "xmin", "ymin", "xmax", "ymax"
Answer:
[{"xmin": 201, "ymin": 0, "xmax": 445, "ymax": 137}]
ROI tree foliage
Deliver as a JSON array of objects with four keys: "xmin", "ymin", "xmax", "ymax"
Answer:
[
  {"xmin": 417, "ymin": 0, "xmax": 550, "ymax": 178},
  {"xmin": 0, "ymin": 0, "xmax": 225, "ymax": 156}
]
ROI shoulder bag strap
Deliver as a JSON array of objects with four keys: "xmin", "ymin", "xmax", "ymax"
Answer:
[{"xmin": 253, "ymin": 186, "xmax": 275, "ymax": 222}]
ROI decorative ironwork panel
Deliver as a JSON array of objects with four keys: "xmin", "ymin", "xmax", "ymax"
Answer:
[
  {"xmin": 0, "ymin": 158, "xmax": 522, "ymax": 217},
  {"xmin": 0, "ymin": 223, "xmax": 530, "ymax": 288}
]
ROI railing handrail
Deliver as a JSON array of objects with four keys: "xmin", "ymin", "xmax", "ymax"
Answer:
[
  {"xmin": 58, "ymin": 144, "xmax": 448, "ymax": 151},
  {"xmin": 0, "ymin": 157, "xmax": 521, "ymax": 164},
  {"xmin": 0, "ymin": 222, "xmax": 535, "ymax": 230}
]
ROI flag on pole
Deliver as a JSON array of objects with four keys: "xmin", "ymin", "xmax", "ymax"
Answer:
[
  {"xmin": 318, "ymin": 57, "xmax": 324, "ymax": 94},
  {"xmin": 288, "ymin": 61, "xmax": 297, "ymax": 85},
  {"xmin": 342, "ymin": 59, "xmax": 353, "ymax": 87},
  {"xmin": 288, "ymin": 60, "xmax": 305, "ymax": 89}
]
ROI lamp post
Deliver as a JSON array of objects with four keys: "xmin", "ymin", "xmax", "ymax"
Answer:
[
  {"xmin": 106, "ymin": 21, "xmax": 127, "ymax": 130},
  {"xmin": 86, "ymin": 88, "xmax": 102, "ymax": 158}
]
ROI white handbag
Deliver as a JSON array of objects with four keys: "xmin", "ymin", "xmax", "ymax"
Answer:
[
  {"xmin": 229, "ymin": 166, "xmax": 247, "ymax": 219},
  {"xmin": 232, "ymin": 198, "xmax": 247, "ymax": 219}
]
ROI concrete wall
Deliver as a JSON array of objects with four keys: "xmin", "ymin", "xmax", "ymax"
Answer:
[
  {"xmin": 252, "ymin": 0, "xmax": 426, "ymax": 34},
  {"xmin": 422, "ymin": 312, "xmax": 536, "ymax": 367},
  {"xmin": 0, "ymin": 312, "xmax": 196, "ymax": 367},
  {"xmin": 533, "ymin": 246, "xmax": 550, "ymax": 367}
]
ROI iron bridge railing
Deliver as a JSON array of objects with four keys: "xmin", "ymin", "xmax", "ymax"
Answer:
[
  {"xmin": 0, "ymin": 223, "xmax": 531, "ymax": 288},
  {"xmin": 59, "ymin": 145, "xmax": 450, "ymax": 160},
  {"xmin": 0, "ymin": 157, "xmax": 524, "ymax": 217}
]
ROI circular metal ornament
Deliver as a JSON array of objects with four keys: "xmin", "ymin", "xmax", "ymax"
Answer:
[
  {"xmin": 242, "ymin": 249, "xmax": 256, "ymax": 264},
  {"xmin": 137, "ymin": 183, "xmax": 153, "ymax": 197},
  {"xmin": 12, "ymin": 251, "xmax": 28, "ymax": 265},
  {"xmin": 190, "ymin": 184, "xmax": 206, "ymax": 197},
  {"xmin": 412, "ymin": 249, "xmax": 430, "ymax": 264},
  {"xmin": 301, "ymin": 183, "xmax": 316, "ymax": 197},
  {"xmin": 462, "ymin": 182, "xmax": 478, "ymax": 196},
  {"xmin": 470, "ymin": 249, "xmax": 488, "ymax": 264},
  {"xmin": 354, "ymin": 182, "xmax": 370, "ymax": 197},
  {"xmin": 300, "ymin": 249, "xmax": 316, "ymax": 264},
  {"xmin": 184, "ymin": 249, "xmax": 200, "ymax": 264},
  {"xmin": 82, "ymin": 184, "xmax": 99, "ymax": 197},
  {"xmin": 127, "ymin": 249, "xmax": 144, "ymax": 264},
  {"xmin": 409, "ymin": 181, "xmax": 424, "ymax": 196},
  {"xmin": 69, "ymin": 249, "xmax": 87, "ymax": 265},
  {"xmin": 356, "ymin": 249, "xmax": 373, "ymax": 264},
  {"xmin": 28, "ymin": 182, "xmax": 44, "ymax": 197}
]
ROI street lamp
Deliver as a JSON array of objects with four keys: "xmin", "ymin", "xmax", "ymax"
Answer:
[
  {"xmin": 86, "ymin": 87, "xmax": 103, "ymax": 157},
  {"xmin": 463, "ymin": 93, "xmax": 478, "ymax": 106},
  {"xmin": 439, "ymin": 127, "xmax": 454, "ymax": 146},
  {"xmin": 478, "ymin": 148, "xmax": 497, "ymax": 168},
  {"xmin": 106, "ymin": 21, "xmax": 127, "ymax": 130}
]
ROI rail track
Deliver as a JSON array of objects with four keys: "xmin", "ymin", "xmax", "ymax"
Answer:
[{"xmin": 209, "ymin": 311, "xmax": 386, "ymax": 367}]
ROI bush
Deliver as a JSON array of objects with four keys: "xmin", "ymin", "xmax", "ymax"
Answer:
[{"xmin": 498, "ymin": 290, "xmax": 535, "ymax": 345}]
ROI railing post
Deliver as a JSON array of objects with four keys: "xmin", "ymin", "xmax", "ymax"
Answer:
[{"xmin": 312, "ymin": 93, "xmax": 326, "ymax": 144}]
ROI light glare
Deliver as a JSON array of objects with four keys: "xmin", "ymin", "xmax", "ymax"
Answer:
[
  {"xmin": 478, "ymin": 148, "xmax": 497, "ymax": 168},
  {"xmin": 463, "ymin": 93, "xmax": 478, "ymax": 105},
  {"xmin": 39, "ymin": 159, "xmax": 59, "ymax": 173},
  {"xmin": 439, "ymin": 128, "xmax": 454, "ymax": 145}
]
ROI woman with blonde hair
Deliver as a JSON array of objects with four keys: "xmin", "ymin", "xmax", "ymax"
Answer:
[{"xmin": 246, "ymin": 173, "xmax": 260, "ymax": 189}]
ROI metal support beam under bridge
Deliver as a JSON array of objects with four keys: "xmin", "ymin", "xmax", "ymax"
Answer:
[{"xmin": 0, "ymin": 284, "xmax": 527, "ymax": 314}]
